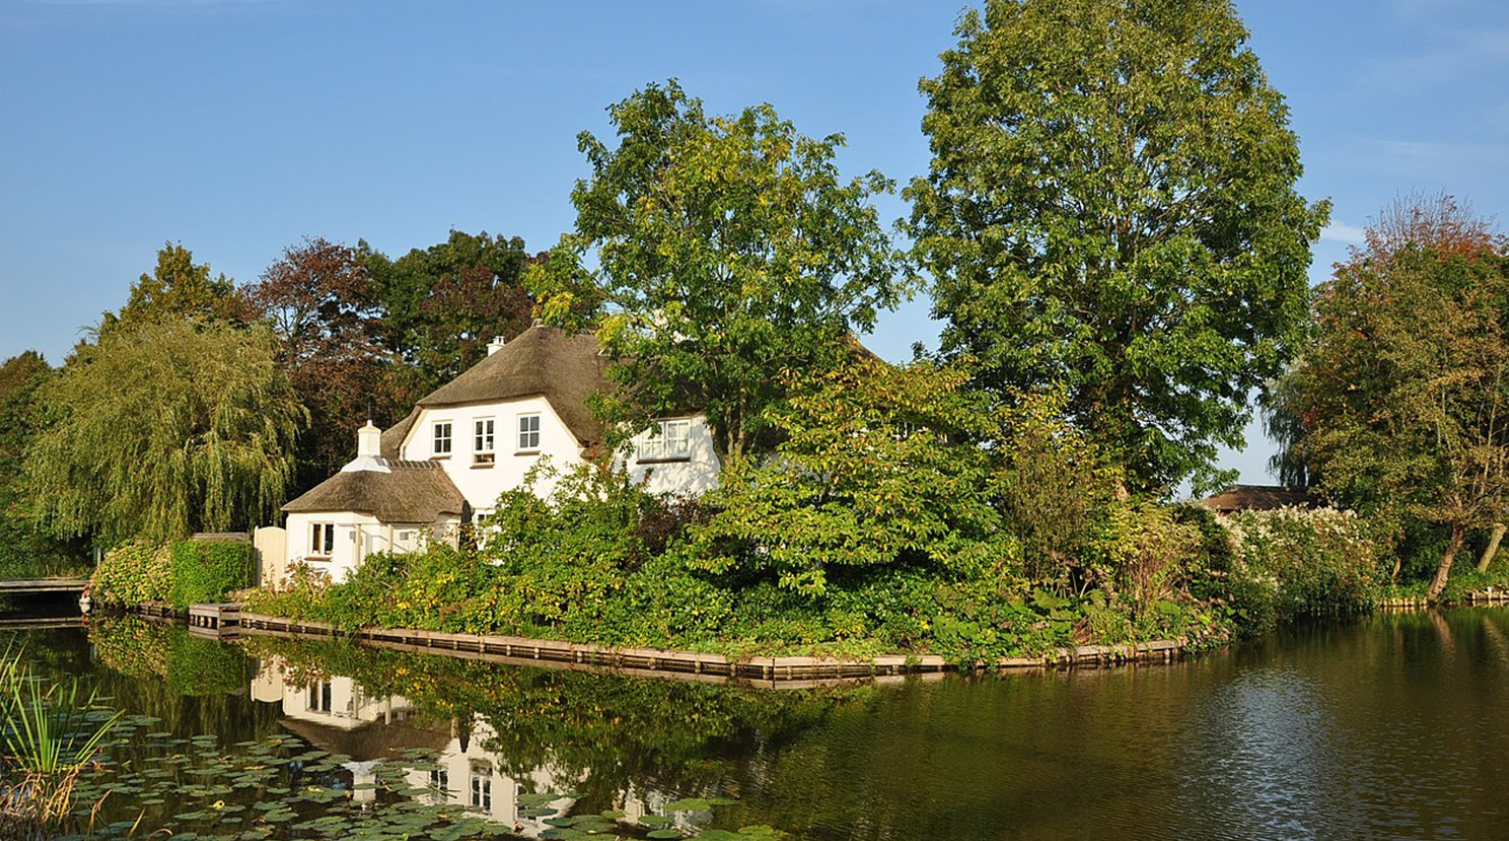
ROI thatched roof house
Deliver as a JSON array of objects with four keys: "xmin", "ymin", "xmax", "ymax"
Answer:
[
  {"xmin": 416, "ymin": 327, "xmax": 610, "ymax": 447},
  {"xmin": 273, "ymin": 325, "xmax": 722, "ymax": 583}
]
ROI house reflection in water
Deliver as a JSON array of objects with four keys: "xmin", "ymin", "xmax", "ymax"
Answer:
[{"xmin": 249, "ymin": 656, "xmax": 581, "ymax": 835}]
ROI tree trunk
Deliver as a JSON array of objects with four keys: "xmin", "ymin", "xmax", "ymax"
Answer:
[
  {"xmin": 1428, "ymin": 523, "xmax": 1466, "ymax": 602},
  {"xmin": 1477, "ymin": 522, "xmax": 1507, "ymax": 573}
]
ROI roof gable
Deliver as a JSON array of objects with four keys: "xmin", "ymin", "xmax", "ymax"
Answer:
[{"xmin": 414, "ymin": 326, "xmax": 609, "ymax": 446}]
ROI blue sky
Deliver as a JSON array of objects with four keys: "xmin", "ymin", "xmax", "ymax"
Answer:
[{"xmin": 3, "ymin": 0, "xmax": 1507, "ymax": 486}]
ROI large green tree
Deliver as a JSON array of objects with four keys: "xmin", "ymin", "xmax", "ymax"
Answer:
[
  {"xmin": 99, "ymin": 242, "xmax": 249, "ymax": 335},
  {"xmin": 536, "ymin": 81, "xmax": 911, "ymax": 459},
  {"xmin": 907, "ymin": 0, "xmax": 1328, "ymax": 492},
  {"xmin": 1275, "ymin": 195, "xmax": 1509, "ymax": 600},
  {"xmin": 24, "ymin": 319, "xmax": 305, "ymax": 545},
  {"xmin": 0, "ymin": 352, "xmax": 83, "ymax": 575},
  {"xmin": 365, "ymin": 231, "xmax": 539, "ymax": 389}
]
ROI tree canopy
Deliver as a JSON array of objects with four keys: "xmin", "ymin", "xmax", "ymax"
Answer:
[
  {"xmin": 1273, "ymin": 194, "xmax": 1509, "ymax": 599},
  {"xmin": 535, "ymin": 80, "xmax": 912, "ymax": 459},
  {"xmin": 365, "ymin": 230, "xmax": 539, "ymax": 389},
  {"xmin": 907, "ymin": 0, "xmax": 1328, "ymax": 493},
  {"xmin": 100, "ymin": 242, "xmax": 249, "ymax": 335},
  {"xmin": 23, "ymin": 319, "xmax": 305, "ymax": 545},
  {"xmin": 248, "ymin": 237, "xmax": 401, "ymax": 485},
  {"xmin": 0, "ymin": 352, "xmax": 83, "ymax": 574}
]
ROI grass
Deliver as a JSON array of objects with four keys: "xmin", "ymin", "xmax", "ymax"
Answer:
[{"xmin": 0, "ymin": 643, "xmax": 122, "ymax": 835}]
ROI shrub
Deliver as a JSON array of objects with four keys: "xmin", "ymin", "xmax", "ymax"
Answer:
[
  {"xmin": 1221, "ymin": 507, "xmax": 1384, "ymax": 632},
  {"xmin": 241, "ymin": 561, "xmax": 329, "ymax": 621},
  {"xmin": 168, "ymin": 539, "xmax": 252, "ymax": 608},
  {"xmin": 89, "ymin": 541, "xmax": 171, "ymax": 608}
]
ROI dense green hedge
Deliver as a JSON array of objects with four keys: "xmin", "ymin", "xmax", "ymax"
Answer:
[
  {"xmin": 90, "ymin": 541, "xmax": 172, "ymax": 608},
  {"xmin": 169, "ymin": 540, "xmax": 252, "ymax": 609}
]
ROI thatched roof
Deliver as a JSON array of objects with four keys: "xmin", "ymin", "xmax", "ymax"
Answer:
[
  {"xmin": 282, "ymin": 461, "xmax": 465, "ymax": 523},
  {"xmin": 381, "ymin": 408, "xmax": 419, "ymax": 460},
  {"xmin": 416, "ymin": 326, "xmax": 610, "ymax": 446},
  {"xmin": 279, "ymin": 716, "xmax": 449, "ymax": 762},
  {"xmin": 1198, "ymin": 484, "xmax": 1314, "ymax": 514}
]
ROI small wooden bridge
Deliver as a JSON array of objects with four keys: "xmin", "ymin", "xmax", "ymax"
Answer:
[{"xmin": 0, "ymin": 578, "xmax": 88, "ymax": 597}]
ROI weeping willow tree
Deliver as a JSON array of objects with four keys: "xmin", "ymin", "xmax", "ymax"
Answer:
[{"xmin": 24, "ymin": 319, "xmax": 305, "ymax": 545}]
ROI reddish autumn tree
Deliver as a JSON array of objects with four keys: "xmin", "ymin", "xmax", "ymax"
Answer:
[
  {"xmin": 248, "ymin": 237, "xmax": 407, "ymax": 488},
  {"xmin": 1275, "ymin": 193, "xmax": 1509, "ymax": 599}
]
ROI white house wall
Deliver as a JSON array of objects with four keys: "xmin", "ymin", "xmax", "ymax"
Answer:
[
  {"xmin": 623, "ymin": 415, "xmax": 721, "ymax": 496},
  {"xmin": 401, "ymin": 397, "xmax": 588, "ymax": 515},
  {"xmin": 285, "ymin": 511, "xmax": 457, "ymax": 582}
]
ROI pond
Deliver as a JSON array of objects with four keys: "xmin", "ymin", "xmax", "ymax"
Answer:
[{"xmin": 8, "ymin": 605, "xmax": 1509, "ymax": 840}]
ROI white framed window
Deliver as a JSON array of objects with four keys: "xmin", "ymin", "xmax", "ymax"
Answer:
[
  {"xmin": 469, "ymin": 761, "xmax": 492, "ymax": 810},
  {"xmin": 639, "ymin": 419, "xmax": 692, "ymax": 461},
  {"xmin": 517, "ymin": 413, "xmax": 540, "ymax": 452},
  {"xmin": 473, "ymin": 418, "xmax": 495, "ymax": 465},
  {"xmin": 432, "ymin": 421, "xmax": 453, "ymax": 457},
  {"xmin": 310, "ymin": 523, "xmax": 335, "ymax": 558},
  {"xmin": 429, "ymin": 767, "xmax": 449, "ymax": 801}
]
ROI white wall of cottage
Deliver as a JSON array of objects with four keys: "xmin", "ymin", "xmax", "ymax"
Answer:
[
  {"xmin": 284, "ymin": 511, "xmax": 456, "ymax": 582},
  {"xmin": 399, "ymin": 396, "xmax": 587, "ymax": 515},
  {"xmin": 621, "ymin": 414, "xmax": 721, "ymax": 496},
  {"xmin": 397, "ymin": 396, "xmax": 721, "ymax": 512}
]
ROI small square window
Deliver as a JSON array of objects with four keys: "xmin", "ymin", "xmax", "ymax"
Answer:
[
  {"xmin": 433, "ymin": 421, "xmax": 453, "ymax": 456},
  {"xmin": 517, "ymin": 414, "xmax": 540, "ymax": 452},
  {"xmin": 310, "ymin": 523, "xmax": 335, "ymax": 557}
]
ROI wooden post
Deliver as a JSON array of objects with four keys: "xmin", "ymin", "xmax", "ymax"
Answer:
[{"xmin": 1477, "ymin": 522, "xmax": 1507, "ymax": 573}]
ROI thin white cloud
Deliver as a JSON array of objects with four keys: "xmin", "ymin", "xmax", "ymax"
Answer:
[{"xmin": 1320, "ymin": 221, "xmax": 1367, "ymax": 246}]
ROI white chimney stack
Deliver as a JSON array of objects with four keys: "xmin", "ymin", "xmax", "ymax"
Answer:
[
  {"xmin": 341, "ymin": 420, "xmax": 391, "ymax": 473},
  {"xmin": 487, "ymin": 336, "xmax": 507, "ymax": 356}
]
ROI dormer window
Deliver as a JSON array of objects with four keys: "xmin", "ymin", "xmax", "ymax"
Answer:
[
  {"xmin": 517, "ymin": 414, "xmax": 541, "ymax": 453},
  {"xmin": 474, "ymin": 418, "xmax": 495, "ymax": 466},
  {"xmin": 639, "ymin": 419, "xmax": 692, "ymax": 462},
  {"xmin": 432, "ymin": 421, "xmax": 453, "ymax": 458}
]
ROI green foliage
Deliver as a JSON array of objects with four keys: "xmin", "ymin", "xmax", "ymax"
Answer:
[
  {"xmin": 908, "ymin": 0, "xmax": 1328, "ymax": 491},
  {"xmin": 365, "ymin": 230, "xmax": 540, "ymax": 389},
  {"xmin": 1221, "ymin": 508, "xmax": 1384, "ymax": 631},
  {"xmin": 683, "ymin": 356, "xmax": 1018, "ymax": 595},
  {"xmin": 1276, "ymin": 195, "xmax": 1509, "ymax": 598},
  {"xmin": 0, "ymin": 353, "xmax": 85, "ymax": 578},
  {"xmin": 536, "ymin": 80, "xmax": 912, "ymax": 458},
  {"xmin": 99, "ymin": 242, "xmax": 248, "ymax": 335},
  {"xmin": 89, "ymin": 541, "xmax": 172, "ymax": 608},
  {"xmin": 24, "ymin": 318, "xmax": 305, "ymax": 545},
  {"xmin": 1084, "ymin": 501, "xmax": 1206, "ymax": 619},
  {"xmin": 169, "ymin": 540, "xmax": 252, "ymax": 609},
  {"xmin": 240, "ymin": 560, "xmax": 330, "ymax": 622}
]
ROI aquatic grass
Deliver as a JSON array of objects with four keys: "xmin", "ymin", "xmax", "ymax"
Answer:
[{"xmin": 0, "ymin": 643, "xmax": 123, "ymax": 834}]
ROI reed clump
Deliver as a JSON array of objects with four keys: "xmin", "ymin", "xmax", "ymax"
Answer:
[{"xmin": 0, "ymin": 644, "xmax": 121, "ymax": 837}]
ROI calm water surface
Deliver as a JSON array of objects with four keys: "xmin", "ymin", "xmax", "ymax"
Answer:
[{"xmin": 13, "ymin": 607, "xmax": 1509, "ymax": 840}]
